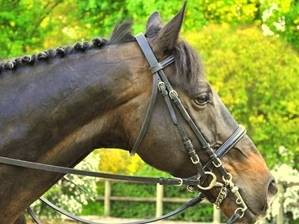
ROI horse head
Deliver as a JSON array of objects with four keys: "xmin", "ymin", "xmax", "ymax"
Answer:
[{"xmin": 116, "ymin": 5, "xmax": 277, "ymax": 223}]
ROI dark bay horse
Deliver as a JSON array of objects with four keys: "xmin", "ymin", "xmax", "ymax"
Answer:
[{"xmin": 0, "ymin": 5, "xmax": 277, "ymax": 224}]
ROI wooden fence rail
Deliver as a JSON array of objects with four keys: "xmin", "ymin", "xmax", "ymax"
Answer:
[
  {"xmin": 98, "ymin": 179, "xmax": 299, "ymax": 224},
  {"xmin": 101, "ymin": 180, "xmax": 221, "ymax": 223}
]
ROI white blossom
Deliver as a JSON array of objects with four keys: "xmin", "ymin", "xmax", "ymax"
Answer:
[{"xmin": 262, "ymin": 24, "xmax": 275, "ymax": 36}]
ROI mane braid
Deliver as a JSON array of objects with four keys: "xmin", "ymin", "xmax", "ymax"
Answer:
[
  {"xmin": 0, "ymin": 21, "xmax": 135, "ymax": 75},
  {"xmin": 0, "ymin": 37, "xmax": 108, "ymax": 75}
]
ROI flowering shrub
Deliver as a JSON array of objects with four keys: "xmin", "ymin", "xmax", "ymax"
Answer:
[
  {"xmin": 260, "ymin": 1, "xmax": 299, "ymax": 48},
  {"xmin": 258, "ymin": 164, "xmax": 299, "ymax": 223},
  {"xmin": 97, "ymin": 149, "xmax": 143, "ymax": 174},
  {"xmin": 32, "ymin": 152, "xmax": 98, "ymax": 218}
]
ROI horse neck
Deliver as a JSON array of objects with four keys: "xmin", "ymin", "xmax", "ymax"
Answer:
[
  {"xmin": 0, "ymin": 42, "xmax": 147, "ymax": 223},
  {"xmin": 1, "ymin": 42, "xmax": 143, "ymax": 154}
]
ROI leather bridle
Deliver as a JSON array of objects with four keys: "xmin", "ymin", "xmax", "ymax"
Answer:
[
  {"xmin": 133, "ymin": 34, "xmax": 248, "ymax": 223},
  {"xmin": 0, "ymin": 34, "xmax": 249, "ymax": 224}
]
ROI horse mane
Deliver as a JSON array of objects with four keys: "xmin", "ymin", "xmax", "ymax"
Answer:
[
  {"xmin": 0, "ymin": 21, "xmax": 203, "ymax": 95},
  {"xmin": 0, "ymin": 21, "xmax": 134, "ymax": 75},
  {"xmin": 172, "ymin": 41, "xmax": 204, "ymax": 95}
]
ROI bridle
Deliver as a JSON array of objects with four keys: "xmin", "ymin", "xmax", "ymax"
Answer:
[
  {"xmin": 133, "ymin": 34, "xmax": 248, "ymax": 223},
  {"xmin": 0, "ymin": 34, "xmax": 248, "ymax": 224}
]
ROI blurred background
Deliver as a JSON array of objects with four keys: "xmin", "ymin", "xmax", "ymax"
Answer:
[{"xmin": 1, "ymin": 0, "xmax": 298, "ymax": 223}]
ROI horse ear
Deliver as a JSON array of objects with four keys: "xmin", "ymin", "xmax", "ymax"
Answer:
[
  {"xmin": 146, "ymin": 12, "xmax": 162, "ymax": 36},
  {"xmin": 153, "ymin": 2, "xmax": 186, "ymax": 52}
]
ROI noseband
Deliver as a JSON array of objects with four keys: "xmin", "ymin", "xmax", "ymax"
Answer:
[
  {"xmin": 0, "ymin": 34, "xmax": 249, "ymax": 224},
  {"xmin": 133, "ymin": 34, "xmax": 248, "ymax": 223}
]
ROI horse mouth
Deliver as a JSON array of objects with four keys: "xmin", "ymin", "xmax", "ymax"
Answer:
[
  {"xmin": 244, "ymin": 206, "xmax": 260, "ymax": 223},
  {"xmin": 238, "ymin": 193, "xmax": 269, "ymax": 224}
]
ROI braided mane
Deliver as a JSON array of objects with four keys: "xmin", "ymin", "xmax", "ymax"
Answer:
[
  {"xmin": 0, "ymin": 21, "xmax": 134, "ymax": 75},
  {"xmin": 0, "ymin": 38, "xmax": 108, "ymax": 74}
]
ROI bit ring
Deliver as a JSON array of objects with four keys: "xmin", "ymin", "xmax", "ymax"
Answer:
[{"xmin": 197, "ymin": 171, "xmax": 223, "ymax": 190}]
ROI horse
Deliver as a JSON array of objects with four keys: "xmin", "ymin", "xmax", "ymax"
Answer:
[{"xmin": 0, "ymin": 4, "xmax": 277, "ymax": 224}]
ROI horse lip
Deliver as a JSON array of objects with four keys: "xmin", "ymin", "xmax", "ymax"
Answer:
[{"xmin": 242, "ymin": 197, "xmax": 269, "ymax": 223}]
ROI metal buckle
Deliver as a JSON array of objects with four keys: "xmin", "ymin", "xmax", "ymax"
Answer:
[
  {"xmin": 212, "ymin": 157, "xmax": 222, "ymax": 168},
  {"xmin": 191, "ymin": 154, "xmax": 200, "ymax": 164},
  {"xmin": 197, "ymin": 171, "xmax": 223, "ymax": 190},
  {"xmin": 169, "ymin": 90, "xmax": 178, "ymax": 100},
  {"xmin": 158, "ymin": 81, "xmax": 167, "ymax": 96}
]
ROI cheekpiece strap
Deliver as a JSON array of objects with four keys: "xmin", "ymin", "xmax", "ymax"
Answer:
[{"xmin": 135, "ymin": 34, "xmax": 175, "ymax": 74}]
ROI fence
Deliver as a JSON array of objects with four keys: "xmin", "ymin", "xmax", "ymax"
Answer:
[
  {"xmin": 97, "ymin": 179, "xmax": 299, "ymax": 224},
  {"xmin": 99, "ymin": 180, "xmax": 221, "ymax": 224},
  {"xmin": 276, "ymin": 180, "xmax": 299, "ymax": 224}
]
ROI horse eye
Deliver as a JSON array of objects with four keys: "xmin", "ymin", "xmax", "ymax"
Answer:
[{"xmin": 193, "ymin": 93, "xmax": 210, "ymax": 106}]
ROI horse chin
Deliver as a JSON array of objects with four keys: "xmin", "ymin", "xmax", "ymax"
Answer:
[
  {"xmin": 241, "ymin": 207, "xmax": 259, "ymax": 224},
  {"xmin": 217, "ymin": 195, "xmax": 260, "ymax": 224},
  {"xmin": 220, "ymin": 205, "xmax": 258, "ymax": 224}
]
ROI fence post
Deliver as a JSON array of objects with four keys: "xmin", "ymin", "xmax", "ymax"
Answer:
[
  {"xmin": 104, "ymin": 180, "xmax": 111, "ymax": 217},
  {"xmin": 156, "ymin": 184, "xmax": 164, "ymax": 217},
  {"xmin": 213, "ymin": 204, "xmax": 221, "ymax": 224},
  {"xmin": 277, "ymin": 182, "xmax": 285, "ymax": 224}
]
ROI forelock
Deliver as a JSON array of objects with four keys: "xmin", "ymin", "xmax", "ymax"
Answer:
[{"xmin": 170, "ymin": 41, "xmax": 204, "ymax": 95}]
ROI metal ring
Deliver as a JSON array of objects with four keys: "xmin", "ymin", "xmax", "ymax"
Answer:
[
  {"xmin": 191, "ymin": 154, "xmax": 200, "ymax": 164},
  {"xmin": 174, "ymin": 178, "xmax": 183, "ymax": 186},
  {"xmin": 197, "ymin": 172, "xmax": 223, "ymax": 190},
  {"xmin": 222, "ymin": 173, "xmax": 232, "ymax": 184},
  {"xmin": 234, "ymin": 207, "xmax": 246, "ymax": 218}
]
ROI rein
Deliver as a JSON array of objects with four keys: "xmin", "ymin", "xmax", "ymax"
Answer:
[{"xmin": 0, "ymin": 34, "xmax": 248, "ymax": 224}]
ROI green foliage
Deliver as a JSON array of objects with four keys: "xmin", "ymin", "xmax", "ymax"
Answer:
[
  {"xmin": 1, "ymin": 0, "xmax": 298, "ymax": 221},
  {"xmin": 82, "ymin": 164, "xmax": 214, "ymax": 221},
  {"xmin": 200, "ymin": 0, "xmax": 259, "ymax": 24},
  {"xmin": 32, "ymin": 153, "xmax": 98, "ymax": 218},
  {"xmin": 1, "ymin": 0, "xmax": 298, "ymax": 60},
  {"xmin": 260, "ymin": 0, "xmax": 299, "ymax": 49},
  {"xmin": 185, "ymin": 24, "xmax": 299, "ymax": 169}
]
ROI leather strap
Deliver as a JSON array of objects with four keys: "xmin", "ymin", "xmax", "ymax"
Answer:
[
  {"xmin": 227, "ymin": 213, "xmax": 241, "ymax": 224},
  {"xmin": 131, "ymin": 74, "xmax": 159, "ymax": 155},
  {"xmin": 203, "ymin": 126, "xmax": 247, "ymax": 170},
  {"xmin": 215, "ymin": 126, "xmax": 246, "ymax": 158},
  {"xmin": 28, "ymin": 194, "xmax": 204, "ymax": 224},
  {"xmin": 0, "ymin": 156, "xmax": 201, "ymax": 186},
  {"xmin": 27, "ymin": 207, "xmax": 42, "ymax": 224},
  {"xmin": 134, "ymin": 34, "xmax": 206, "ymax": 178},
  {"xmin": 131, "ymin": 35, "xmax": 175, "ymax": 155}
]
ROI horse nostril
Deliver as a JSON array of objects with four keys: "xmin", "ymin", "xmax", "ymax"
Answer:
[{"xmin": 268, "ymin": 178, "xmax": 278, "ymax": 196}]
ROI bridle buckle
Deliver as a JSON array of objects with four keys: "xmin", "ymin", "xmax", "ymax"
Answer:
[
  {"xmin": 191, "ymin": 154, "xmax": 200, "ymax": 164},
  {"xmin": 212, "ymin": 157, "xmax": 222, "ymax": 168}
]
